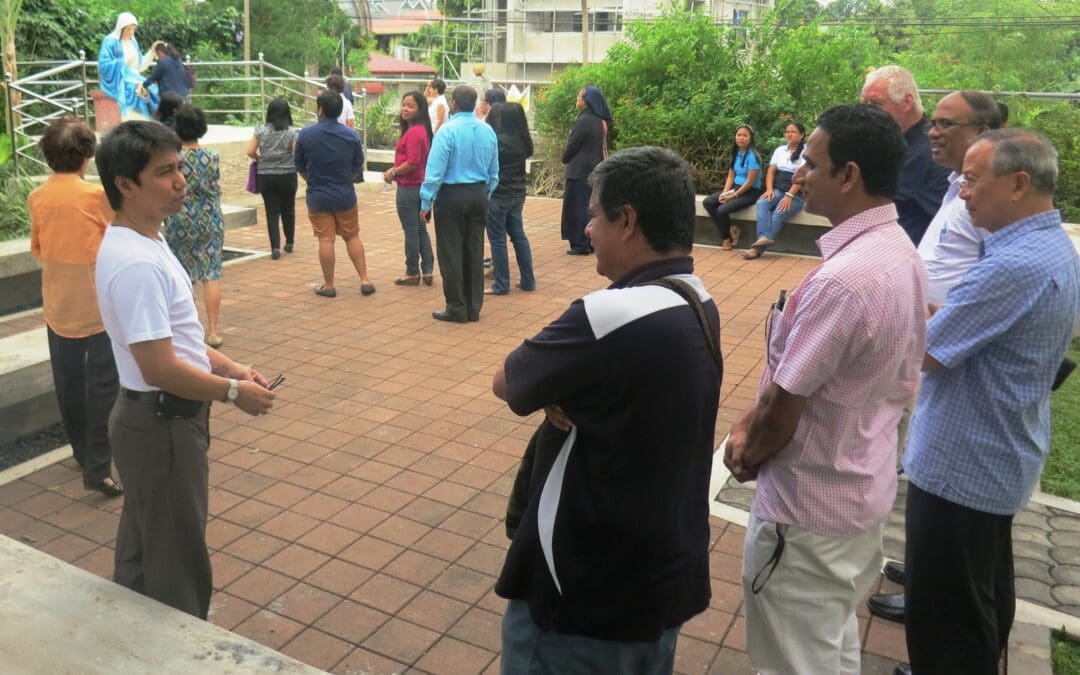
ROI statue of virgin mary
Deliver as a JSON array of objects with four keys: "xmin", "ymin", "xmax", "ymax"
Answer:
[{"xmin": 98, "ymin": 12, "xmax": 160, "ymax": 119}]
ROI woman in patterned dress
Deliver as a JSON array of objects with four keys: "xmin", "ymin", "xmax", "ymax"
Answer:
[{"xmin": 164, "ymin": 104, "xmax": 226, "ymax": 346}]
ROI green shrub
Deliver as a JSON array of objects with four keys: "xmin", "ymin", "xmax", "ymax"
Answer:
[{"xmin": 0, "ymin": 161, "xmax": 36, "ymax": 242}]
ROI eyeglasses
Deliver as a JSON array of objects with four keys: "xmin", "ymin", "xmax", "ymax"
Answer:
[
  {"xmin": 928, "ymin": 119, "xmax": 982, "ymax": 131},
  {"xmin": 956, "ymin": 176, "xmax": 979, "ymax": 191}
]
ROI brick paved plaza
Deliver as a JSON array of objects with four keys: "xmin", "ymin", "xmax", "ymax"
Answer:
[{"xmin": 0, "ymin": 191, "xmax": 911, "ymax": 673}]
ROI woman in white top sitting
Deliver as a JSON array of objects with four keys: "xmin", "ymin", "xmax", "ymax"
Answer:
[{"xmin": 743, "ymin": 121, "xmax": 807, "ymax": 260}]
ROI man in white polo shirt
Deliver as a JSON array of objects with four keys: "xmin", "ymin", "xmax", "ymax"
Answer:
[{"xmin": 95, "ymin": 121, "xmax": 275, "ymax": 619}]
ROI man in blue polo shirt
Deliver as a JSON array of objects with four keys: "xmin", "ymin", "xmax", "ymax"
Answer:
[
  {"xmin": 295, "ymin": 90, "xmax": 374, "ymax": 298},
  {"xmin": 492, "ymin": 146, "xmax": 721, "ymax": 673},
  {"xmin": 420, "ymin": 85, "xmax": 498, "ymax": 323},
  {"xmin": 903, "ymin": 129, "xmax": 1080, "ymax": 673}
]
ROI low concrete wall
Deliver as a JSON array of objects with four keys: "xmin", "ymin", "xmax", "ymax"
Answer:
[
  {"xmin": 0, "ymin": 535, "xmax": 323, "ymax": 674},
  {"xmin": 0, "ymin": 328, "xmax": 55, "ymax": 445},
  {"xmin": 693, "ymin": 195, "xmax": 831, "ymax": 254}
]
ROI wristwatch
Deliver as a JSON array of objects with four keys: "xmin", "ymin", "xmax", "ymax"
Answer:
[{"xmin": 223, "ymin": 378, "xmax": 239, "ymax": 403}]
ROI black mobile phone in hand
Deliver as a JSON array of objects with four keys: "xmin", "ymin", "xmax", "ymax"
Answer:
[{"xmin": 268, "ymin": 373, "xmax": 285, "ymax": 390}]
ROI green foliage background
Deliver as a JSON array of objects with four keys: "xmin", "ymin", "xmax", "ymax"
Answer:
[{"xmin": 532, "ymin": 0, "xmax": 1080, "ymax": 220}]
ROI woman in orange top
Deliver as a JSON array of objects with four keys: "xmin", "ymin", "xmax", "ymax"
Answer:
[{"xmin": 28, "ymin": 118, "xmax": 123, "ymax": 496}]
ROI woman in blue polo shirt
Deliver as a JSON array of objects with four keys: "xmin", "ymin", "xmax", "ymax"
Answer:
[{"xmin": 703, "ymin": 124, "xmax": 763, "ymax": 250}]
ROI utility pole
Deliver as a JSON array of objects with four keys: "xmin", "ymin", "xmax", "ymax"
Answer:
[{"xmin": 581, "ymin": 0, "xmax": 589, "ymax": 65}]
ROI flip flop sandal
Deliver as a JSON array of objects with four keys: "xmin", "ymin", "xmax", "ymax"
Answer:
[{"xmin": 314, "ymin": 285, "xmax": 337, "ymax": 298}]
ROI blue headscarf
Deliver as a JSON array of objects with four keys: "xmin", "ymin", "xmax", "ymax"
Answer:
[{"xmin": 582, "ymin": 85, "xmax": 613, "ymax": 125}]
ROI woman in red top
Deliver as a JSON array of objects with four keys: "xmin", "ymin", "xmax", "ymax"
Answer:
[{"xmin": 384, "ymin": 91, "xmax": 435, "ymax": 286}]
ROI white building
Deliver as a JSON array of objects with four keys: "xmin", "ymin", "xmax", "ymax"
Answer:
[{"xmin": 476, "ymin": 0, "xmax": 774, "ymax": 80}]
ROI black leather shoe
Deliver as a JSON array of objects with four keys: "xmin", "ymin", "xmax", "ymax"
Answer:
[
  {"xmin": 893, "ymin": 664, "xmax": 912, "ymax": 675},
  {"xmin": 284, "ymin": 242, "xmax": 294, "ymax": 253},
  {"xmin": 566, "ymin": 247, "xmax": 591, "ymax": 255},
  {"xmin": 84, "ymin": 477, "xmax": 124, "ymax": 497},
  {"xmin": 271, "ymin": 249, "xmax": 281, "ymax": 260},
  {"xmin": 432, "ymin": 310, "xmax": 466, "ymax": 323},
  {"xmin": 884, "ymin": 560, "xmax": 905, "ymax": 585},
  {"xmin": 867, "ymin": 592, "xmax": 905, "ymax": 623}
]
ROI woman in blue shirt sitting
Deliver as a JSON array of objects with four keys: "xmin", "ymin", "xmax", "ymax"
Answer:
[
  {"xmin": 703, "ymin": 124, "xmax": 763, "ymax": 250},
  {"xmin": 743, "ymin": 121, "xmax": 806, "ymax": 259}
]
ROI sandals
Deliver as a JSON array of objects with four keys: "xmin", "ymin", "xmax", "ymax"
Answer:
[
  {"xmin": 361, "ymin": 283, "xmax": 377, "ymax": 296},
  {"xmin": 314, "ymin": 285, "xmax": 337, "ymax": 298},
  {"xmin": 740, "ymin": 245, "xmax": 768, "ymax": 260},
  {"xmin": 422, "ymin": 274, "xmax": 434, "ymax": 286},
  {"xmin": 395, "ymin": 275, "xmax": 421, "ymax": 286},
  {"xmin": 84, "ymin": 477, "xmax": 124, "ymax": 497},
  {"xmin": 730, "ymin": 225, "xmax": 742, "ymax": 247},
  {"xmin": 205, "ymin": 334, "xmax": 223, "ymax": 347}
]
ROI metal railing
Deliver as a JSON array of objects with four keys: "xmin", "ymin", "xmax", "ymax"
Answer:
[{"xmin": 2, "ymin": 53, "xmax": 549, "ymax": 174}]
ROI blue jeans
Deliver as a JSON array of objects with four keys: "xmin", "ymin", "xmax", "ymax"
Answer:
[
  {"xmin": 486, "ymin": 193, "xmax": 535, "ymax": 293},
  {"xmin": 500, "ymin": 599, "xmax": 680, "ymax": 674},
  {"xmin": 395, "ymin": 185, "xmax": 434, "ymax": 276},
  {"xmin": 755, "ymin": 192, "xmax": 805, "ymax": 242}
]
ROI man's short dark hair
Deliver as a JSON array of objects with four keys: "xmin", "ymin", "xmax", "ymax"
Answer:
[
  {"xmin": 317, "ymin": 89, "xmax": 343, "ymax": 119},
  {"xmin": 588, "ymin": 146, "xmax": 696, "ymax": 254},
  {"xmin": 95, "ymin": 121, "xmax": 182, "ymax": 210},
  {"xmin": 451, "ymin": 86, "xmax": 477, "ymax": 113},
  {"xmin": 326, "ymin": 74, "xmax": 345, "ymax": 94},
  {"xmin": 816, "ymin": 104, "xmax": 905, "ymax": 199},
  {"xmin": 173, "ymin": 103, "xmax": 208, "ymax": 142},
  {"xmin": 958, "ymin": 91, "xmax": 1002, "ymax": 129},
  {"xmin": 329, "ymin": 66, "xmax": 344, "ymax": 77},
  {"xmin": 484, "ymin": 89, "xmax": 507, "ymax": 106},
  {"xmin": 39, "ymin": 117, "xmax": 96, "ymax": 173},
  {"xmin": 429, "ymin": 78, "xmax": 446, "ymax": 95}
]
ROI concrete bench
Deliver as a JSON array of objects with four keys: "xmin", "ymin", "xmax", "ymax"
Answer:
[
  {"xmin": 693, "ymin": 194, "xmax": 831, "ymax": 254},
  {"xmin": 0, "ymin": 535, "xmax": 321, "ymax": 673},
  {"xmin": 0, "ymin": 328, "xmax": 55, "ymax": 445}
]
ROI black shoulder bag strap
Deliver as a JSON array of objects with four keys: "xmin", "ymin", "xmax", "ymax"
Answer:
[{"xmin": 645, "ymin": 278, "xmax": 723, "ymax": 377}]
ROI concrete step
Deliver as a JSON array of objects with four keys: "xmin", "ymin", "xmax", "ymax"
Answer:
[
  {"xmin": 0, "ymin": 328, "xmax": 56, "ymax": 445},
  {"xmin": 0, "ymin": 535, "xmax": 322, "ymax": 674}
]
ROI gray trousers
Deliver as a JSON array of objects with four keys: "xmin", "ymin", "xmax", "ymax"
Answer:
[
  {"xmin": 434, "ymin": 183, "xmax": 487, "ymax": 321},
  {"xmin": 110, "ymin": 392, "xmax": 212, "ymax": 619}
]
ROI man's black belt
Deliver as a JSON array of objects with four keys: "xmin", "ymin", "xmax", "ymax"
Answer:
[
  {"xmin": 121, "ymin": 388, "xmax": 158, "ymax": 401},
  {"xmin": 443, "ymin": 181, "xmax": 486, "ymax": 188}
]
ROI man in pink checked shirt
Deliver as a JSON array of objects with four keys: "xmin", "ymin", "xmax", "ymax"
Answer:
[{"xmin": 725, "ymin": 104, "xmax": 928, "ymax": 675}]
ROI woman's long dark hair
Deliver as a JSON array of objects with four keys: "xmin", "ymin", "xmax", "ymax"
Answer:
[
  {"xmin": 728, "ymin": 123, "xmax": 761, "ymax": 171},
  {"xmin": 265, "ymin": 97, "xmax": 293, "ymax": 131},
  {"xmin": 159, "ymin": 42, "xmax": 183, "ymax": 61},
  {"xmin": 787, "ymin": 121, "xmax": 807, "ymax": 161},
  {"xmin": 155, "ymin": 92, "xmax": 184, "ymax": 125},
  {"xmin": 489, "ymin": 102, "xmax": 533, "ymax": 158},
  {"xmin": 398, "ymin": 91, "xmax": 433, "ymax": 140}
]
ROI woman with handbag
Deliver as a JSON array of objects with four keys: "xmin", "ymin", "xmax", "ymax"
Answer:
[{"xmin": 246, "ymin": 97, "xmax": 298, "ymax": 259}]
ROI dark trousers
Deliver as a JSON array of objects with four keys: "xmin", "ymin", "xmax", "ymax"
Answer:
[
  {"xmin": 905, "ymin": 482, "xmax": 1014, "ymax": 675},
  {"xmin": 259, "ymin": 172, "xmax": 297, "ymax": 251},
  {"xmin": 110, "ymin": 393, "xmax": 212, "ymax": 619},
  {"xmin": 560, "ymin": 178, "xmax": 592, "ymax": 251},
  {"xmin": 702, "ymin": 187, "xmax": 763, "ymax": 240},
  {"xmin": 46, "ymin": 327, "xmax": 118, "ymax": 483},
  {"xmin": 434, "ymin": 183, "xmax": 487, "ymax": 321}
]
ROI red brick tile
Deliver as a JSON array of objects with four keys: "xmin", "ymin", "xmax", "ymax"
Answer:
[
  {"xmin": 287, "ymin": 464, "xmax": 344, "ymax": 490},
  {"xmin": 335, "ymin": 503, "xmax": 391, "ymax": 534},
  {"xmin": 226, "ymin": 566, "xmax": 297, "ymax": 606},
  {"xmin": 723, "ymin": 614, "xmax": 747, "ymax": 651},
  {"xmin": 71, "ymin": 509, "xmax": 120, "ymax": 544},
  {"xmin": 296, "ymin": 522, "xmax": 361, "ymax": 556},
  {"xmin": 207, "ymin": 486, "xmax": 245, "ymax": 516},
  {"xmin": 259, "ymin": 511, "xmax": 321, "ymax": 541},
  {"xmin": 280, "ymin": 628, "xmax": 353, "ymax": 672},
  {"xmin": 397, "ymin": 497, "xmax": 457, "ymax": 527},
  {"xmin": 423, "ymin": 481, "xmax": 478, "ymax": 508},
  {"xmin": 315, "ymin": 598, "xmax": 391, "ymax": 645},
  {"xmin": 350, "ymin": 572, "xmax": 422, "ymax": 614},
  {"xmin": 339, "ymin": 435, "xmax": 389, "ymax": 458},
  {"xmin": 864, "ymin": 616, "xmax": 909, "ymax": 663},
  {"xmin": 368, "ymin": 514, "xmax": 431, "ymax": 548},
  {"xmin": 457, "ymin": 542, "xmax": 507, "ymax": 577},
  {"xmin": 234, "ymin": 609, "xmax": 305, "ymax": 650},
  {"xmin": 359, "ymin": 485, "xmax": 415, "ymax": 512},
  {"xmin": 321, "ymin": 475, "xmax": 378, "ymax": 501},
  {"xmin": 413, "ymin": 455, "xmax": 466, "ymax": 478},
  {"xmin": 270, "ymin": 582, "xmax": 342, "ymax": 625},
  {"xmin": 12, "ymin": 490, "xmax": 74, "ymax": 519},
  {"xmin": 219, "ymin": 498, "xmax": 281, "ymax": 528},
  {"xmin": 314, "ymin": 450, "xmax": 366, "ymax": 474},
  {"xmin": 363, "ymin": 617, "xmax": 440, "ymax": 664},
  {"xmin": 208, "ymin": 592, "xmax": 260, "ymax": 631},
  {"xmin": 253, "ymin": 455, "xmax": 309, "ymax": 481},
  {"xmin": 338, "ymin": 536, "xmax": 405, "ymax": 571},
  {"xmin": 683, "ymin": 607, "xmax": 736, "ymax": 646},
  {"xmin": 383, "ymin": 550, "xmax": 452, "ymax": 587},
  {"xmin": 413, "ymin": 529, "xmax": 474, "ymax": 562},
  {"xmin": 211, "ymin": 551, "xmax": 255, "ymax": 589},
  {"xmin": 0, "ymin": 479, "xmax": 44, "ymax": 507},
  {"xmin": 223, "ymin": 530, "xmax": 289, "ymax": 564},
  {"xmin": 440, "ymin": 510, "xmax": 500, "ymax": 540},
  {"xmin": 332, "ymin": 647, "xmax": 406, "ymax": 675},
  {"xmin": 447, "ymin": 606, "xmax": 504, "ymax": 653},
  {"xmin": 304, "ymin": 557, "xmax": 375, "ymax": 591},
  {"xmin": 10, "ymin": 519, "xmax": 66, "ymax": 547},
  {"xmin": 353, "ymin": 461, "xmax": 404, "ymax": 485},
  {"xmin": 414, "ymin": 636, "xmax": 496, "ymax": 675},
  {"xmin": 373, "ymin": 445, "xmax": 426, "ymax": 469},
  {"xmin": 37, "ymin": 532, "xmax": 99, "ymax": 563},
  {"xmin": 707, "ymin": 647, "xmax": 758, "ymax": 674},
  {"xmin": 382, "ymin": 470, "xmax": 440, "ymax": 496},
  {"xmin": 254, "ymin": 481, "xmax": 313, "ymax": 508},
  {"xmin": 72, "ymin": 545, "xmax": 113, "ymax": 578},
  {"xmin": 398, "ymin": 590, "xmax": 470, "ymax": 633},
  {"xmin": 264, "ymin": 545, "xmax": 332, "ymax": 579},
  {"xmin": 292, "ymin": 492, "xmax": 351, "ymax": 520},
  {"xmin": 429, "ymin": 566, "xmax": 495, "ymax": 604},
  {"xmin": 219, "ymin": 471, "xmax": 277, "ymax": 497}
]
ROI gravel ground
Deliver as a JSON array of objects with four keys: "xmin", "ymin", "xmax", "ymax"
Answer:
[{"xmin": 0, "ymin": 424, "xmax": 67, "ymax": 473}]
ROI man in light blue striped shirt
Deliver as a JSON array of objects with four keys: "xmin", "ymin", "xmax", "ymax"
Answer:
[
  {"xmin": 903, "ymin": 129, "xmax": 1080, "ymax": 673},
  {"xmin": 420, "ymin": 85, "xmax": 499, "ymax": 323}
]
